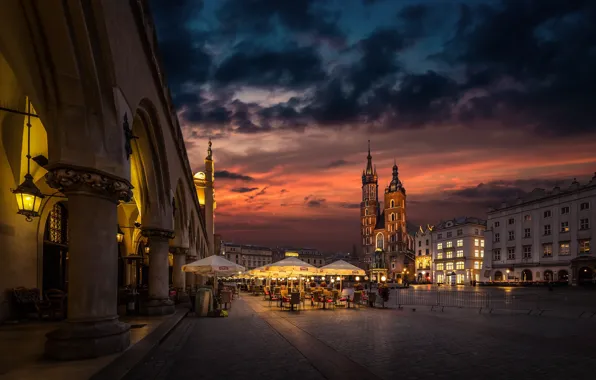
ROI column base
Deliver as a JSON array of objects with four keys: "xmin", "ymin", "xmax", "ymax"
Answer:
[
  {"xmin": 45, "ymin": 318, "xmax": 130, "ymax": 360},
  {"xmin": 140, "ymin": 298, "xmax": 175, "ymax": 315}
]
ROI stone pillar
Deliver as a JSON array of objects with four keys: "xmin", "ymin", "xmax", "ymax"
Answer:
[
  {"xmin": 170, "ymin": 247, "xmax": 188, "ymax": 291},
  {"xmin": 186, "ymin": 253, "xmax": 197, "ymax": 290},
  {"xmin": 141, "ymin": 228, "xmax": 175, "ymax": 315},
  {"xmin": 44, "ymin": 166, "xmax": 132, "ymax": 360}
]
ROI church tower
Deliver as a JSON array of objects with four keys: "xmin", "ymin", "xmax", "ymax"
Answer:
[
  {"xmin": 193, "ymin": 139, "xmax": 216, "ymax": 256},
  {"xmin": 361, "ymin": 140, "xmax": 378, "ymax": 264},
  {"xmin": 384, "ymin": 160, "xmax": 407, "ymax": 254}
]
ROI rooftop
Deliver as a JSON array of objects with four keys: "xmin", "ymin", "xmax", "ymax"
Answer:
[{"xmin": 435, "ymin": 217, "xmax": 487, "ymax": 230}]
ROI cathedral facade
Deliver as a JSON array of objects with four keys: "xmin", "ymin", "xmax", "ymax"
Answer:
[{"xmin": 360, "ymin": 142, "xmax": 415, "ymax": 279}]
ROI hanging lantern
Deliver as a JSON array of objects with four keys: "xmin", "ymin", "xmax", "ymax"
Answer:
[
  {"xmin": 13, "ymin": 174, "xmax": 45, "ymax": 222},
  {"xmin": 116, "ymin": 225, "xmax": 124, "ymax": 243}
]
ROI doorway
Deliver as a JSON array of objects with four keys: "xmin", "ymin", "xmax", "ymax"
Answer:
[
  {"xmin": 42, "ymin": 203, "xmax": 69, "ymax": 292},
  {"xmin": 578, "ymin": 267, "xmax": 594, "ymax": 285}
]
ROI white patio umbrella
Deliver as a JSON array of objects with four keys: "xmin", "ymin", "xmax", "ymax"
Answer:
[
  {"xmin": 182, "ymin": 255, "xmax": 245, "ymax": 276},
  {"xmin": 264, "ymin": 257, "xmax": 316, "ymax": 290},
  {"xmin": 319, "ymin": 260, "xmax": 365, "ymax": 291}
]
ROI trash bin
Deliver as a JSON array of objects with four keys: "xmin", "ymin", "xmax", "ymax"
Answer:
[{"xmin": 195, "ymin": 287, "xmax": 214, "ymax": 317}]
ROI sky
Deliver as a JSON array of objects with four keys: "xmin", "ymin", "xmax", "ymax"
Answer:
[{"xmin": 150, "ymin": 0, "xmax": 596, "ymax": 253}]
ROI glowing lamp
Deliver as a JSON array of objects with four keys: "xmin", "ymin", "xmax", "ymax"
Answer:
[
  {"xmin": 336, "ymin": 276, "xmax": 340, "ymax": 281},
  {"xmin": 116, "ymin": 225, "xmax": 124, "ymax": 243},
  {"xmin": 144, "ymin": 245, "xmax": 150, "ymax": 254},
  {"xmin": 381, "ymin": 276, "xmax": 387, "ymax": 282},
  {"xmin": 355, "ymin": 276, "xmax": 360, "ymax": 281},
  {"xmin": 13, "ymin": 174, "xmax": 44, "ymax": 222},
  {"xmin": 331, "ymin": 278, "xmax": 335, "ymax": 283}
]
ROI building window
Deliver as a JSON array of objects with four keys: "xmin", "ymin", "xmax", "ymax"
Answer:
[
  {"xmin": 523, "ymin": 245, "xmax": 532, "ymax": 259},
  {"xmin": 494, "ymin": 221, "xmax": 500, "ymax": 228},
  {"xmin": 480, "ymin": 250, "xmax": 484, "ymax": 257},
  {"xmin": 425, "ymin": 239, "xmax": 429, "ymax": 245},
  {"xmin": 524, "ymin": 214, "xmax": 531, "ymax": 221},
  {"xmin": 47, "ymin": 203, "xmax": 68, "ymax": 244},
  {"xmin": 473, "ymin": 261, "xmax": 480, "ymax": 269},
  {"xmin": 561, "ymin": 206, "xmax": 570, "ymax": 215},
  {"xmin": 446, "ymin": 262, "xmax": 454, "ymax": 270},
  {"xmin": 456, "ymin": 261, "xmax": 464, "ymax": 270},
  {"xmin": 446, "ymin": 251, "xmax": 453, "ymax": 259},
  {"xmin": 508, "ymin": 218, "xmax": 514, "ymax": 225},
  {"xmin": 457, "ymin": 229, "xmax": 463, "ymax": 236},
  {"xmin": 418, "ymin": 250, "xmax": 422, "ymax": 256},
  {"xmin": 457, "ymin": 239, "xmax": 463, "ymax": 247},
  {"xmin": 559, "ymin": 242, "xmax": 570, "ymax": 256},
  {"xmin": 524, "ymin": 228, "xmax": 531, "ymax": 238},
  {"xmin": 508, "ymin": 231, "xmax": 515, "ymax": 241},
  {"xmin": 495, "ymin": 233, "xmax": 500, "ymax": 242},
  {"xmin": 580, "ymin": 202, "xmax": 590, "ymax": 210},
  {"xmin": 426, "ymin": 248, "xmax": 429, "ymax": 255},
  {"xmin": 436, "ymin": 263, "xmax": 444, "ymax": 270},
  {"xmin": 507, "ymin": 248, "xmax": 515, "ymax": 260},
  {"xmin": 542, "ymin": 243, "xmax": 553, "ymax": 257},
  {"xmin": 560, "ymin": 221, "xmax": 569, "ymax": 233},
  {"xmin": 437, "ymin": 243, "xmax": 443, "ymax": 250},
  {"xmin": 456, "ymin": 249, "xmax": 464, "ymax": 257},
  {"xmin": 474, "ymin": 249, "xmax": 479, "ymax": 257},
  {"xmin": 480, "ymin": 240, "xmax": 484, "ymax": 247},
  {"xmin": 437, "ymin": 252, "xmax": 443, "ymax": 259},
  {"xmin": 474, "ymin": 239, "xmax": 479, "ymax": 246},
  {"xmin": 544, "ymin": 225, "xmax": 551, "ymax": 235},
  {"xmin": 446, "ymin": 241, "xmax": 453, "ymax": 248},
  {"xmin": 475, "ymin": 228, "xmax": 479, "ymax": 235},
  {"xmin": 447, "ymin": 232, "xmax": 452, "ymax": 238},
  {"xmin": 390, "ymin": 200, "xmax": 395, "ymax": 208},
  {"xmin": 494, "ymin": 249, "xmax": 501, "ymax": 261},
  {"xmin": 544, "ymin": 210, "xmax": 551, "ymax": 218},
  {"xmin": 418, "ymin": 241, "xmax": 422, "ymax": 247},
  {"xmin": 438, "ymin": 233, "xmax": 443, "ymax": 239},
  {"xmin": 579, "ymin": 239, "xmax": 591, "ymax": 255},
  {"xmin": 580, "ymin": 218, "xmax": 590, "ymax": 230}
]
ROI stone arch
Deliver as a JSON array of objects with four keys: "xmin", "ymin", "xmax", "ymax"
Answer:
[
  {"xmin": 544, "ymin": 270, "xmax": 553, "ymax": 282},
  {"xmin": 171, "ymin": 178, "xmax": 189, "ymax": 248},
  {"xmin": 557, "ymin": 269, "xmax": 569, "ymax": 283},
  {"xmin": 494, "ymin": 271, "xmax": 503, "ymax": 281},
  {"xmin": 521, "ymin": 269, "xmax": 533, "ymax": 282},
  {"xmin": 130, "ymin": 98, "xmax": 172, "ymax": 230}
]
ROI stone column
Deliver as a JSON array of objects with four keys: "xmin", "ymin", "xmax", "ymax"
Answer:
[
  {"xmin": 186, "ymin": 252, "xmax": 197, "ymax": 290},
  {"xmin": 170, "ymin": 247, "xmax": 188, "ymax": 291},
  {"xmin": 44, "ymin": 166, "xmax": 132, "ymax": 360},
  {"xmin": 141, "ymin": 228, "xmax": 175, "ymax": 315}
]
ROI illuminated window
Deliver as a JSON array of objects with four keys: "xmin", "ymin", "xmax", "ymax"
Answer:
[
  {"xmin": 456, "ymin": 250, "xmax": 464, "ymax": 257},
  {"xmin": 446, "ymin": 241, "xmax": 453, "ymax": 248},
  {"xmin": 474, "ymin": 239, "xmax": 479, "ymax": 246},
  {"xmin": 559, "ymin": 242, "xmax": 570, "ymax": 256},
  {"xmin": 480, "ymin": 240, "xmax": 484, "ymax": 247},
  {"xmin": 437, "ymin": 243, "xmax": 443, "ymax": 250},
  {"xmin": 436, "ymin": 263, "xmax": 444, "ymax": 270},
  {"xmin": 473, "ymin": 261, "xmax": 479, "ymax": 269},
  {"xmin": 445, "ymin": 262, "xmax": 454, "ymax": 270},
  {"xmin": 474, "ymin": 250, "xmax": 479, "ymax": 257},
  {"xmin": 456, "ymin": 261, "xmax": 464, "ymax": 270},
  {"xmin": 543, "ymin": 244, "xmax": 552, "ymax": 257},
  {"xmin": 560, "ymin": 222, "xmax": 569, "ymax": 233},
  {"xmin": 446, "ymin": 251, "xmax": 453, "ymax": 259},
  {"xmin": 480, "ymin": 250, "xmax": 484, "ymax": 257},
  {"xmin": 457, "ymin": 239, "xmax": 463, "ymax": 247},
  {"xmin": 579, "ymin": 239, "xmax": 590, "ymax": 255},
  {"xmin": 437, "ymin": 252, "xmax": 443, "ymax": 259}
]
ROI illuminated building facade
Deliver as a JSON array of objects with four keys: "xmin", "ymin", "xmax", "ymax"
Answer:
[
  {"xmin": 415, "ymin": 225, "xmax": 434, "ymax": 283},
  {"xmin": 360, "ymin": 142, "xmax": 415, "ymax": 279},
  {"xmin": 482, "ymin": 175, "xmax": 596, "ymax": 285},
  {"xmin": 223, "ymin": 243, "xmax": 273, "ymax": 270},
  {"xmin": 432, "ymin": 217, "xmax": 486, "ymax": 285}
]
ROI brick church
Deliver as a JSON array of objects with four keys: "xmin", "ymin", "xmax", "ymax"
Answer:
[{"xmin": 360, "ymin": 142, "xmax": 415, "ymax": 279}]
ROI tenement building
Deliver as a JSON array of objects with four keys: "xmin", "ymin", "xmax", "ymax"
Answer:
[
  {"xmin": 360, "ymin": 142, "xmax": 415, "ymax": 279},
  {"xmin": 415, "ymin": 225, "xmax": 434, "ymax": 283},
  {"xmin": 482, "ymin": 175, "xmax": 596, "ymax": 285},
  {"xmin": 223, "ymin": 243, "xmax": 273, "ymax": 270},
  {"xmin": 0, "ymin": 1, "xmax": 212, "ymax": 360},
  {"xmin": 432, "ymin": 217, "xmax": 486, "ymax": 285},
  {"xmin": 283, "ymin": 247, "xmax": 325, "ymax": 267}
]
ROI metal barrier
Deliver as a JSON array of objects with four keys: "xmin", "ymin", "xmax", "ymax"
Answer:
[{"xmin": 396, "ymin": 289, "xmax": 509, "ymax": 313}]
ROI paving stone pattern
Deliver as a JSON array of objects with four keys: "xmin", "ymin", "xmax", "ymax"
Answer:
[{"xmin": 124, "ymin": 294, "xmax": 596, "ymax": 380}]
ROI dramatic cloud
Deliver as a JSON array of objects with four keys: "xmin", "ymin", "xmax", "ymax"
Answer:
[
  {"xmin": 214, "ymin": 170, "xmax": 254, "ymax": 181},
  {"xmin": 231, "ymin": 187, "xmax": 259, "ymax": 193},
  {"xmin": 151, "ymin": 0, "xmax": 596, "ymax": 251}
]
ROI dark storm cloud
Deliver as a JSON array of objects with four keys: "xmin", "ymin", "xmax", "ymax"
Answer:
[
  {"xmin": 231, "ymin": 187, "xmax": 259, "ymax": 193},
  {"xmin": 149, "ymin": 0, "xmax": 211, "ymax": 100},
  {"xmin": 214, "ymin": 170, "xmax": 254, "ymax": 181},
  {"xmin": 216, "ymin": 0, "xmax": 345, "ymax": 42},
  {"xmin": 304, "ymin": 195, "xmax": 326, "ymax": 208},
  {"xmin": 213, "ymin": 45, "xmax": 325, "ymax": 89},
  {"xmin": 247, "ymin": 186, "xmax": 269, "ymax": 201},
  {"xmin": 323, "ymin": 159, "xmax": 349, "ymax": 169}
]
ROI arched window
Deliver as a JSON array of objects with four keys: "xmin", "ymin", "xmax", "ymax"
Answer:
[
  {"xmin": 45, "ymin": 203, "xmax": 68, "ymax": 245},
  {"xmin": 390, "ymin": 200, "xmax": 395, "ymax": 208},
  {"xmin": 391, "ymin": 213, "xmax": 395, "ymax": 221},
  {"xmin": 376, "ymin": 233, "xmax": 384, "ymax": 250},
  {"xmin": 365, "ymin": 209, "xmax": 369, "ymax": 216}
]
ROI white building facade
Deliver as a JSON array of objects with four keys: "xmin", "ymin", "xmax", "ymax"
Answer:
[
  {"xmin": 415, "ymin": 225, "xmax": 433, "ymax": 283},
  {"xmin": 482, "ymin": 175, "xmax": 596, "ymax": 285},
  {"xmin": 222, "ymin": 243, "xmax": 273, "ymax": 270},
  {"xmin": 432, "ymin": 217, "xmax": 486, "ymax": 285}
]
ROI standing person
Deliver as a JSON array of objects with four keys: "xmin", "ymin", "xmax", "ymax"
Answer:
[{"xmin": 217, "ymin": 279, "xmax": 224, "ymax": 296}]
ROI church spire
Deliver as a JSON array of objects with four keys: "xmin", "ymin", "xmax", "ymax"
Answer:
[
  {"xmin": 206, "ymin": 138, "xmax": 212, "ymax": 160},
  {"xmin": 365, "ymin": 140, "xmax": 373, "ymax": 175}
]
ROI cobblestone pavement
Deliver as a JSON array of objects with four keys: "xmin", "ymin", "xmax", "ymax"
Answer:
[{"xmin": 124, "ymin": 294, "xmax": 596, "ymax": 380}]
